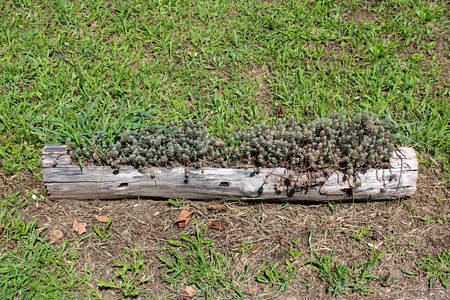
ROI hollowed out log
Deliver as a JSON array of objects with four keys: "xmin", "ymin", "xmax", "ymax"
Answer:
[{"xmin": 42, "ymin": 145, "xmax": 418, "ymax": 203}]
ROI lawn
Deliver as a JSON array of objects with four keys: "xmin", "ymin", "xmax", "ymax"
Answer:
[{"xmin": 0, "ymin": 0, "xmax": 449, "ymax": 299}]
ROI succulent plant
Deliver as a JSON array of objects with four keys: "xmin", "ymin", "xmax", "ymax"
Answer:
[{"xmin": 66, "ymin": 111, "xmax": 400, "ymax": 178}]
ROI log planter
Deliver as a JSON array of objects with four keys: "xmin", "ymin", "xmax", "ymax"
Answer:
[{"xmin": 42, "ymin": 145, "xmax": 418, "ymax": 203}]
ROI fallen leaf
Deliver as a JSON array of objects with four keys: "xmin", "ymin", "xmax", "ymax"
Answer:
[
  {"xmin": 199, "ymin": 88, "xmax": 207, "ymax": 93},
  {"xmin": 277, "ymin": 235, "xmax": 286, "ymax": 246},
  {"xmin": 95, "ymin": 215, "xmax": 110, "ymax": 223},
  {"xmin": 249, "ymin": 242, "xmax": 264, "ymax": 257},
  {"xmin": 207, "ymin": 203, "xmax": 228, "ymax": 212},
  {"xmin": 209, "ymin": 220, "xmax": 229, "ymax": 231},
  {"xmin": 50, "ymin": 229, "xmax": 63, "ymax": 243},
  {"xmin": 185, "ymin": 285, "xmax": 196, "ymax": 297},
  {"xmin": 73, "ymin": 218, "xmax": 87, "ymax": 236},
  {"xmin": 175, "ymin": 204, "xmax": 195, "ymax": 228},
  {"xmin": 276, "ymin": 104, "xmax": 284, "ymax": 119}
]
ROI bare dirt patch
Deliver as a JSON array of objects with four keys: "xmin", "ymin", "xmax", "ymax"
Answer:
[{"xmin": 249, "ymin": 64, "xmax": 273, "ymax": 103}]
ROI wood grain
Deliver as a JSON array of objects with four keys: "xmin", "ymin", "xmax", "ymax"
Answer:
[{"xmin": 42, "ymin": 145, "xmax": 418, "ymax": 202}]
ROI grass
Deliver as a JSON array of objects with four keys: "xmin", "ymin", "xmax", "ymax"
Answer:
[
  {"xmin": 98, "ymin": 248, "xmax": 149, "ymax": 298},
  {"xmin": 0, "ymin": 0, "xmax": 449, "ymax": 298},
  {"xmin": 158, "ymin": 224, "xmax": 248, "ymax": 299},
  {"xmin": 0, "ymin": 193, "xmax": 90, "ymax": 299},
  {"xmin": 307, "ymin": 249, "xmax": 385, "ymax": 296},
  {"xmin": 255, "ymin": 260, "xmax": 299, "ymax": 298},
  {"xmin": 420, "ymin": 251, "xmax": 450, "ymax": 289},
  {"xmin": 1, "ymin": 0, "xmax": 449, "ymax": 173},
  {"xmin": 308, "ymin": 228, "xmax": 385, "ymax": 296}
]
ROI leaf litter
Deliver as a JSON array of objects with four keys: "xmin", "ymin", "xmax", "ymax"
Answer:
[
  {"xmin": 72, "ymin": 218, "xmax": 87, "ymax": 236},
  {"xmin": 208, "ymin": 220, "xmax": 229, "ymax": 231},
  {"xmin": 185, "ymin": 285, "xmax": 196, "ymax": 297},
  {"xmin": 174, "ymin": 204, "xmax": 195, "ymax": 228},
  {"xmin": 95, "ymin": 215, "xmax": 111, "ymax": 223}
]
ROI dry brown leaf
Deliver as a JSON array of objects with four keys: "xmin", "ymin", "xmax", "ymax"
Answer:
[
  {"xmin": 50, "ymin": 229, "xmax": 64, "ymax": 243},
  {"xmin": 73, "ymin": 218, "xmax": 87, "ymax": 236},
  {"xmin": 277, "ymin": 235, "xmax": 286, "ymax": 246},
  {"xmin": 95, "ymin": 215, "xmax": 110, "ymax": 223},
  {"xmin": 208, "ymin": 220, "xmax": 229, "ymax": 231},
  {"xmin": 185, "ymin": 285, "xmax": 196, "ymax": 297},
  {"xmin": 175, "ymin": 204, "xmax": 195, "ymax": 228},
  {"xmin": 249, "ymin": 242, "xmax": 264, "ymax": 257},
  {"xmin": 199, "ymin": 88, "xmax": 207, "ymax": 93},
  {"xmin": 276, "ymin": 104, "xmax": 284, "ymax": 119},
  {"xmin": 207, "ymin": 203, "xmax": 228, "ymax": 212}
]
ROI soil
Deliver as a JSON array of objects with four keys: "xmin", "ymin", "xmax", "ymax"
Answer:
[{"xmin": 2, "ymin": 162, "xmax": 449, "ymax": 299}]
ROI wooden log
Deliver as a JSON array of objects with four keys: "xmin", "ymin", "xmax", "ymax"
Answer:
[{"xmin": 42, "ymin": 145, "xmax": 418, "ymax": 202}]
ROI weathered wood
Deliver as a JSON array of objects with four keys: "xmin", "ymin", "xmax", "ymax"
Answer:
[{"xmin": 42, "ymin": 145, "xmax": 418, "ymax": 202}]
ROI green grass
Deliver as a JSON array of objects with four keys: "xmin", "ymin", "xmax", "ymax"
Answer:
[
  {"xmin": 308, "ymin": 229, "xmax": 385, "ymax": 296},
  {"xmin": 0, "ymin": 193, "xmax": 90, "ymax": 299},
  {"xmin": 158, "ymin": 224, "xmax": 248, "ymax": 299},
  {"xmin": 0, "ymin": 0, "xmax": 449, "ymax": 298},
  {"xmin": 255, "ymin": 260, "xmax": 299, "ymax": 298},
  {"xmin": 420, "ymin": 251, "xmax": 450, "ymax": 289},
  {"xmin": 308, "ymin": 249, "xmax": 385, "ymax": 296},
  {"xmin": 98, "ymin": 248, "xmax": 149, "ymax": 298},
  {"xmin": 0, "ymin": 0, "xmax": 449, "ymax": 174}
]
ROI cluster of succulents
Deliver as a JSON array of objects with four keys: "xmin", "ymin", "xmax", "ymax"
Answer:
[
  {"xmin": 226, "ymin": 110, "xmax": 398, "ymax": 173},
  {"xmin": 66, "ymin": 111, "xmax": 399, "ymax": 174},
  {"xmin": 102, "ymin": 120, "xmax": 215, "ymax": 168}
]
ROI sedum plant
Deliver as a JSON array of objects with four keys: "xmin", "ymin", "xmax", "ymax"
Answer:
[{"xmin": 66, "ymin": 110, "xmax": 399, "ymax": 176}]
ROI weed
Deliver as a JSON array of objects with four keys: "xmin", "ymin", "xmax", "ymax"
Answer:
[
  {"xmin": 400, "ymin": 268, "xmax": 419, "ymax": 279},
  {"xmin": 98, "ymin": 248, "xmax": 149, "ymax": 297},
  {"xmin": 236, "ymin": 241, "xmax": 256, "ymax": 254},
  {"xmin": 255, "ymin": 260, "xmax": 298, "ymax": 298},
  {"xmin": 167, "ymin": 198, "xmax": 186, "ymax": 208},
  {"xmin": 92, "ymin": 218, "xmax": 112, "ymax": 241},
  {"xmin": 158, "ymin": 224, "xmax": 247, "ymax": 299},
  {"xmin": 0, "ymin": 199, "xmax": 89, "ymax": 298},
  {"xmin": 380, "ymin": 274, "xmax": 399, "ymax": 287},
  {"xmin": 422, "ymin": 216, "xmax": 435, "ymax": 224},
  {"xmin": 420, "ymin": 251, "xmax": 450, "ymax": 289},
  {"xmin": 352, "ymin": 227, "xmax": 372, "ymax": 241},
  {"xmin": 280, "ymin": 202, "xmax": 290, "ymax": 209},
  {"xmin": 287, "ymin": 238, "xmax": 303, "ymax": 261},
  {"xmin": 308, "ymin": 248, "xmax": 385, "ymax": 296},
  {"xmin": 422, "ymin": 216, "xmax": 449, "ymax": 225}
]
